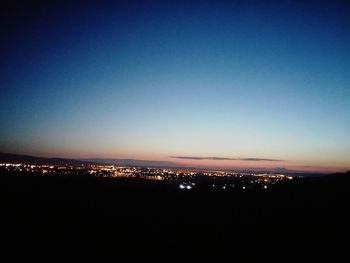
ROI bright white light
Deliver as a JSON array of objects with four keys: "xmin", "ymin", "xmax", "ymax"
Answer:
[
  {"xmin": 242, "ymin": 186, "xmax": 246, "ymax": 190},
  {"xmin": 223, "ymin": 186, "xmax": 226, "ymax": 189},
  {"xmin": 179, "ymin": 184, "xmax": 185, "ymax": 189},
  {"xmin": 263, "ymin": 185, "xmax": 268, "ymax": 189},
  {"xmin": 186, "ymin": 185, "xmax": 192, "ymax": 190}
]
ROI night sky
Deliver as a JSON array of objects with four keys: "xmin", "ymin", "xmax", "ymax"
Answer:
[{"xmin": 1, "ymin": 1, "xmax": 350, "ymax": 172}]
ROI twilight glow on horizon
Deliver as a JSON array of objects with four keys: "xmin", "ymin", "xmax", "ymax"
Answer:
[{"xmin": 1, "ymin": 1, "xmax": 350, "ymax": 173}]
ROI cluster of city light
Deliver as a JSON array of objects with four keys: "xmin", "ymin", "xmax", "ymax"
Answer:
[
  {"xmin": 0, "ymin": 162, "xmax": 88, "ymax": 175},
  {"xmin": 1, "ymin": 162, "xmax": 294, "ymax": 190}
]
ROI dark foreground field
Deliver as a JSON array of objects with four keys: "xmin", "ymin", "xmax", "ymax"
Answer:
[{"xmin": 1, "ymin": 171, "xmax": 350, "ymax": 259}]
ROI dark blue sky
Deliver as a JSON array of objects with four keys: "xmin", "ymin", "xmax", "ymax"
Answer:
[{"xmin": 1, "ymin": 1, "xmax": 350, "ymax": 172}]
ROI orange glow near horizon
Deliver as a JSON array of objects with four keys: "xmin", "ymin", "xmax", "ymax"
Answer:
[{"xmin": 10, "ymin": 149, "xmax": 348, "ymax": 174}]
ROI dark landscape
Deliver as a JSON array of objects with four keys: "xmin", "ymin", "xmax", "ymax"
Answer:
[{"xmin": 2, "ymin": 167, "xmax": 349, "ymax": 258}]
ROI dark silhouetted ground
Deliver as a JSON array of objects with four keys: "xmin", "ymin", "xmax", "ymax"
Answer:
[{"xmin": 1, "ymin": 171, "xmax": 349, "ymax": 259}]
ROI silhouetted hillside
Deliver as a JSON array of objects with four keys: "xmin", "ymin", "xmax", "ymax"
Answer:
[{"xmin": 324, "ymin": 170, "xmax": 350, "ymax": 179}]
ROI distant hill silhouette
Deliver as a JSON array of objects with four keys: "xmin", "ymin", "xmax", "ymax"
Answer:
[
  {"xmin": 0, "ymin": 152, "xmax": 101, "ymax": 166},
  {"xmin": 0, "ymin": 152, "xmax": 180, "ymax": 168},
  {"xmin": 323, "ymin": 170, "xmax": 350, "ymax": 180}
]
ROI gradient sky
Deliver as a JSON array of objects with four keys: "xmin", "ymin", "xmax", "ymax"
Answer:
[{"xmin": 1, "ymin": 1, "xmax": 350, "ymax": 172}]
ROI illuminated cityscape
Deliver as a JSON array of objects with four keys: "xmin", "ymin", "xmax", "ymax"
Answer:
[{"xmin": 0, "ymin": 162, "xmax": 293, "ymax": 190}]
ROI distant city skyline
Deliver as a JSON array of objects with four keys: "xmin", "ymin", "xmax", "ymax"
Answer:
[{"xmin": 1, "ymin": 1, "xmax": 350, "ymax": 173}]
